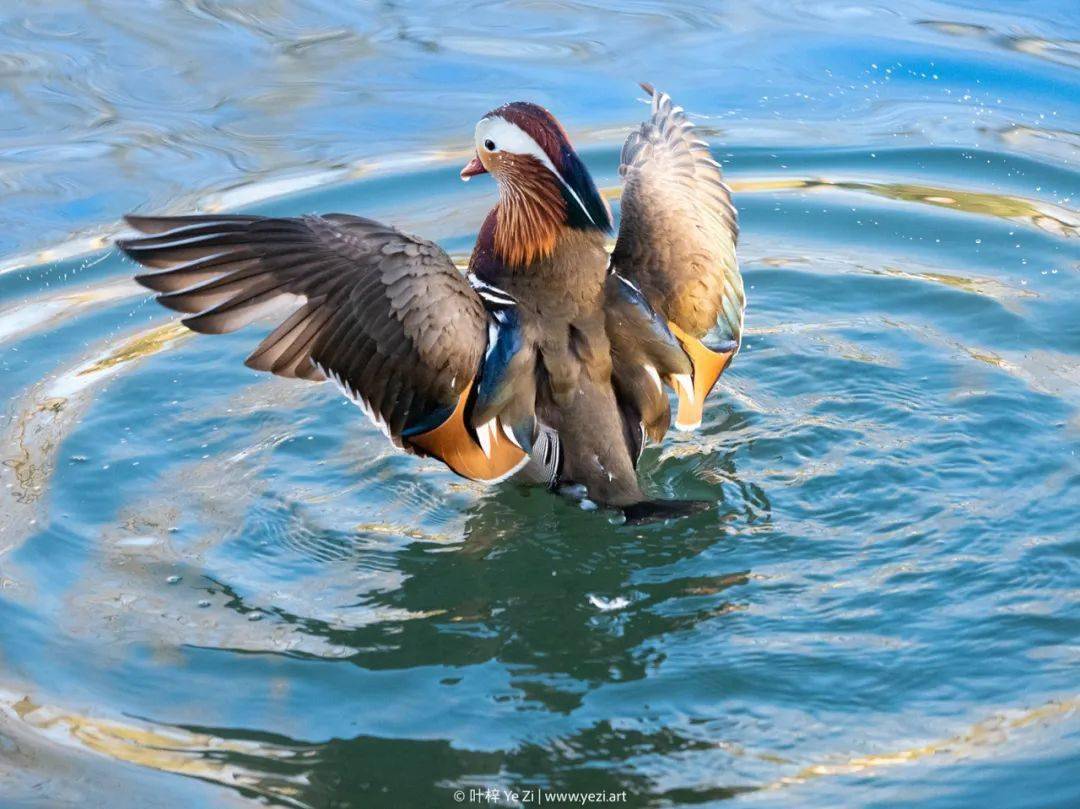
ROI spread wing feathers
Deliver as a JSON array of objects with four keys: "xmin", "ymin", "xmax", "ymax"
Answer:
[
  {"xmin": 610, "ymin": 84, "xmax": 744, "ymax": 430},
  {"xmin": 119, "ymin": 213, "xmax": 528, "ymax": 483}
]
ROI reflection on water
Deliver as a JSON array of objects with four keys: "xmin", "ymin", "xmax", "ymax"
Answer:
[
  {"xmin": 3, "ymin": 687, "xmax": 1076, "ymax": 808},
  {"xmin": 1, "ymin": 0, "xmax": 1079, "ymax": 807}
]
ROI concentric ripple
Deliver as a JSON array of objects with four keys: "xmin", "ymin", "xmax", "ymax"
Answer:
[{"xmin": 1, "ymin": 1, "xmax": 1079, "ymax": 807}]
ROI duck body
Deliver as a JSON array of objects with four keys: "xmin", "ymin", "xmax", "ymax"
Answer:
[
  {"xmin": 472, "ymin": 219, "xmax": 643, "ymax": 505},
  {"xmin": 118, "ymin": 85, "xmax": 743, "ymax": 522}
]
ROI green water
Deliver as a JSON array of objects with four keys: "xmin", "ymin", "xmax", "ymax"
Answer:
[{"xmin": 0, "ymin": 2, "xmax": 1078, "ymax": 807}]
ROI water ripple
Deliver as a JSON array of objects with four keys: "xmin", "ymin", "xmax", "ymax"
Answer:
[{"xmin": 1, "ymin": 1, "xmax": 1078, "ymax": 806}]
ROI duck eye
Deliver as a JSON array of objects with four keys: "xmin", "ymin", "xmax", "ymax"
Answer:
[{"xmin": 484, "ymin": 139, "xmax": 496, "ymax": 151}]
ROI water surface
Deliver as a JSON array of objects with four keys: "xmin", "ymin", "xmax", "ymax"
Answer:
[{"xmin": 1, "ymin": 1, "xmax": 1078, "ymax": 807}]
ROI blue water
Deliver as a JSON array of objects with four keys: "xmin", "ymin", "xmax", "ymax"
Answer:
[{"xmin": 0, "ymin": 2, "xmax": 1078, "ymax": 807}]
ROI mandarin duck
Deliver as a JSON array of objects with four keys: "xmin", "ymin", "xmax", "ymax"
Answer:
[{"xmin": 118, "ymin": 85, "xmax": 743, "ymax": 522}]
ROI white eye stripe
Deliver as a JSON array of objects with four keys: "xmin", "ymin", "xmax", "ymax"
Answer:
[
  {"xmin": 475, "ymin": 117, "xmax": 550, "ymax": 165},
  {"xmin": 475, "ymin": 116, "xmax": 597, "ymax": 227}
]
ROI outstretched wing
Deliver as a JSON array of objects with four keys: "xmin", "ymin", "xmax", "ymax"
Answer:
[
  {"xmin": 610, "ymin": 84, "xmax": 743, "ymax": 430},
  {"xmin": 119, "ymin": 213, "xmax": 529, "ymax": 482}
]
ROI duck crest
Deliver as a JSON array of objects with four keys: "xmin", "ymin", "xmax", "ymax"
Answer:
[{"xmin": 494, "ymin": 102, "xmax": 611, "ymax": 232}]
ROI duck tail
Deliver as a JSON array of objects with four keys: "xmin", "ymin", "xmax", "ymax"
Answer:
[{"xmin": 622, "ymin": 498, "xmax": 711, "ymax": 525}]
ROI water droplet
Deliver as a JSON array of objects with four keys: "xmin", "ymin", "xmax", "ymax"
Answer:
[
  {"xmin": 248, "ymin": 612, "xmax": 263, "ymax": 621},
  {"xmin": 166, "ymin": 575, "xmax": 181, "ymax": 585},
  {"xmin": 197, "ymin": 599, "xmax": 211, "ymax": 608}
]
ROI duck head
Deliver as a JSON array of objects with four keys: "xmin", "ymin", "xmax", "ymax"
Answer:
[{"xmin": 462, "ymin": 102, "xmax": 611, "ymax": 267}]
